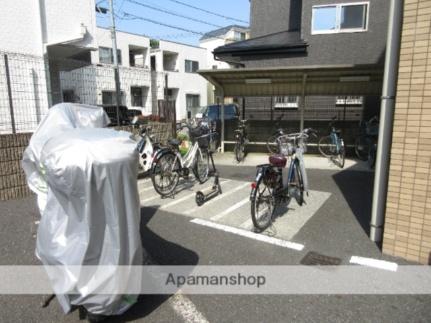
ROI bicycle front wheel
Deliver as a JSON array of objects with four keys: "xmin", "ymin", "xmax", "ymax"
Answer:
[
  {"xmin": 234, "ymin": 139, "xmax": 245, "ymax": 162},
  {"xmin": 251, "ymin": 177, "xmax": 275, "ymax": 232},
  {"xmin": 151, "ymin": 152, "xmax": 180, "ymax": 197},
  {"xmin": 288, "ymin": 160, "xmax": 304, "ymax": 206},
  {"xmin": 193, "ymin": 148, "xmax": 209, "ymax": 183},
  {"xmin": 266, "ymin": 134, "xmax": 279, "ymax": 154},
  {"xmin": 318, "ymin": 135, "xmax": 335, "ymax": 158}
]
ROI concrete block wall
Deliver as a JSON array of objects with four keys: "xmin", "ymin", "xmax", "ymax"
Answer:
[{"xmin": 383, "ymin": 0, "xmax": 431, "ymax": 264}]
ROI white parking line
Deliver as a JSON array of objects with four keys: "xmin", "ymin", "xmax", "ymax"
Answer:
[
  {"xmin": 350, "ymin": 256, "xmax": 398, "ymax": 272},
  {"xmin": 169, "ymin": 292, "xmax": 209, "ymax": 323},
  {"xmin": 139, "ymin": 186, "xmax": 155, "ymax": 193},
  {"xmin": 191, "ymin": 218, "xmax": 304, "ymax": 251},
  {"xmin": 141, "ymin": 194, "xmax": 162, "ymax": 204},
  {"xmin": 189, "ymin": 182, "xmax": 250, "ymax": 214},
  {"xmin": 160, "ymin": 192, "xmax": 197, "ymax": 210},
  {"xmin": 210, "ymin": 197, "xmax": 249, "ymax": 221}
]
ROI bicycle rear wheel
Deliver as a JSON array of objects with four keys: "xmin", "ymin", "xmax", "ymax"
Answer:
[
  {"xmin": 151, "ymin": 152, "xmax": 180, "ymax": 197},
  {"xmin": 193, "ymin": 148, "xmax": 209, "ymax": 183},
  {"xmin": 355, "ymin": 136, "xmax": 370, "ymax": 161},
  {"xmin": 250, "ymin": 177, "xmax": 275, "ymax": 232},
  {"xmin": 318, "ymin": 135, "xmax": 335, "ymax": 158}
]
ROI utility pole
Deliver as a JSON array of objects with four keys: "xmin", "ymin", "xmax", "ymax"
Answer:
[{"xmin": 109, "ymin": 0, "xmax": 121, "ymax": 126}]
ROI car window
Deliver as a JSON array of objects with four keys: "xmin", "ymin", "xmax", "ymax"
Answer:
[
  {"xmin": 224, "ymin": 105, "xmax": 237, "ymax": 119},
  {"xmin": 206, "ymin": 106, "xmax": 219, "ymax": 120}
]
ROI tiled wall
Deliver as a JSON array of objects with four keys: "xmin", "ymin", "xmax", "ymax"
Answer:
[{"xmin": 383, "ymin": 0, "xmax": 431, "ymax": 264}]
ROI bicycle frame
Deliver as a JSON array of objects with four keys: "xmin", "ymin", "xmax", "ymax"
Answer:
[{"xmin": 174, "ymin": 140, "xmax": 202, "ymax": 170}]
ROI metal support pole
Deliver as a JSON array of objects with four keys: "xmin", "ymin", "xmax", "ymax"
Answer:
[
  {"xmin": 4, "ymin": 54, "xmax": 16, "ymax": 134},
  {"xmin": 109, "ymin": 0, "xmax": 121, "ymax": 126},
  {"xmin": 221, "ymin": 89, "xmax": 225, "ymax": 153},
  {"xmin": 270, "ymin": 96, "xmax": 274, "ymax": 122},
  {"xmin": 242, "ymin": 97, "xmax": 245, "ymax": 120},
  {"xmin": 370, "ymin": 0, "xmax": 403, "ymax": 243},
  {"xmin": 300, "ymin": 74, "xmax": 307, "ymax": 131}
]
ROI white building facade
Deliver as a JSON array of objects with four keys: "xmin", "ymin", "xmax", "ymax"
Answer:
[
  {"xmin": 0, "ymin": 0, "xmax": 97, "ymax": 133},
  {"xmin": 60, "ymin": 28, "xmax": 153, "ymax": 114},
  {"xmin": 60, "ymin": 29, "xmax": 208, "ymax": 120},
  {"xmin": 150, "ymin": 40, "xmax": 208, "ymax": 120}
]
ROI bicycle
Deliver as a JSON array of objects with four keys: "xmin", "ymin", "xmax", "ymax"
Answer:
[
  {"xmin": 318, "ymin": 116, "xmax": 345, "ymax": 168},
  {"xmin": 250, "ymin": 128, "xmax": 317, "ymax": 232},
  {"xmin": 266, "ymin": 113, "xmax": 285, "ymax": 154},
  {"xmin": 131, "ymin": 117, "xmax": 162, "ymax": 176},
  {"xmin": 150, "ymin": 122, "xmax": 213, "ymax": 197},
  {"xmin": 234, "ymin": 119, "xmax": 248, "ymax": 162},
  {"xmin": 354, "ymin": 116, "xmax": 379, "ymax": 168}
]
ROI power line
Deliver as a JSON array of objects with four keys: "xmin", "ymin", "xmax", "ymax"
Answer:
[
  {"xmin": 126, "ymin": 0, "xmax": 223, "ymax": 28},
  {"xmin": 119, "ymin": 11, "xmax": 225, "ymax": 40},
  {"xmin": 163, "ymin": 0, "xmax": 249, "ymax": 24}
]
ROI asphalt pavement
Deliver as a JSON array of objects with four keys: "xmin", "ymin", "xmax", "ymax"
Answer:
[{"xmin": 0, "ymin": 155, "xmax": 430, "ymax": 322}]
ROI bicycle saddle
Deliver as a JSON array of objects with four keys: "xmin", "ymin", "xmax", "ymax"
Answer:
[
  {"xmin": 269, "ymin": 155, "xmax": 287, "ymax": 168},
  {"xmin": 168, "ymin": 138, "xmax": 181, "ymax": 146}
]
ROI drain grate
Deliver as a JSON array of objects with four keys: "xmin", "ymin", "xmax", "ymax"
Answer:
[{"xmin": 300, "ymin": 251, "xmax": 342, "ymax": 265}]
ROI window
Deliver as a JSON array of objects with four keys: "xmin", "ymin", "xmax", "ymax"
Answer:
[
  {"xmin": 312, "ymin": 3, "xmax": 368, "ymax": 34},
  {"xmin": 336, "ymin": 96, "xmax": 363, "ymax": 105},
  {"xmin": 185, "ymin": 60, "xmax": 199, "ymax": 73},
  {"xmin": 99, "ymin": 47, "xmax": 122, "ymax": 65},
  {"xmin": 102, "ymin": 91, "xmax": 124, "ymax": 105},
  {"xmin": 131, "ymin": 87, "xmax": 143, "ymax": 107},
  {"xmin": 274, "ymin": 96, "xmax": 299, "ymax": 109},
  {"xmin": 186, "ymin": 94, "xmax": 200, "ymax": 109},
  {"xmin": 233, "ymin": 31, "xmax": 246, "ymax": 41},
  {"xmin": 63, "ymin": 90, "xmax": 77, "ymax": 103}
]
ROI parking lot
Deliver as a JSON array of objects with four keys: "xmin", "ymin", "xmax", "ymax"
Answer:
[{"xmin": 1, "ymin": 154, "xmax": 430, "ymax": 322}]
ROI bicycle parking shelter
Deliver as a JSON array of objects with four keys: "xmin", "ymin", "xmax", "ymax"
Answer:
[
  {"xmin": 198, "ymin": 64, "xmax": 384, "ymax": 153},
  {"xmin": 198, "ymin": 64, "xmax": 386, "ymax": 244}
]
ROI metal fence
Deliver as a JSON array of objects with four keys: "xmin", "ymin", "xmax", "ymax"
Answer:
[
  {"xmin": 0, "ymin": 52, "xmax": 49, "ymax": 134},
  {"xmin": 0, "ymin": 50, "xmax": 172, "ymax": 134}
]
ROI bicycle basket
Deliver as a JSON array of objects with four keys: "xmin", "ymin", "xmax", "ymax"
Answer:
[
  {"xmin": 197, "ymin": 134, "xmax": 209, "ymax": 149},
  {"xmin": 278, "ymin": 138, "xmax": 294, "ymax": 156},
  {"xmin": 190, "ymin": 126, "xmax": 208, "ymax": 140}
]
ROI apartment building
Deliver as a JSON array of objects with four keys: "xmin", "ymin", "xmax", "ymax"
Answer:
[
  {"xmin": 150, "ymin": 39, "xmax": 207, "ymax": 119},
  {"xmin": 0, "ymin": 0, "xmax": 97, "ymax": 133},
  {"xmin": 60, "ymin": 27, "xmax": 154, "ymax": 113}
]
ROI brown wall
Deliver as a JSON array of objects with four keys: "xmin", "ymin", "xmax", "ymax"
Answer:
[
  {"xmin": 0, "ymin": 133, "xmax": 33, "ymax": 200},
  {"xmin": 383, "ymin": 0, "xmax": 431, "ymax": 264}
]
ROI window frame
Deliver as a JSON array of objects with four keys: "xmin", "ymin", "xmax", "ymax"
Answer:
[
  {"xmin": 273, "ymin": 96, "xmax": 299, "ymax": 110},
  {"xmin": 186, "ymin": 94, "xmax": 200, "ymax": 109},
  {"xmin": 311, "ymin": 2, "xmax": 369, "ymax": 35},
  {"xmin": 185, "ymin": 59, "xmax": 199, "ymax": 73},
  {"xmin": 335, "ymin": 96, "xmax": 364, "ymax": 106},
  {"xmin": 99, "ymin": 46, "xmax": 122, "ymax": 65}
]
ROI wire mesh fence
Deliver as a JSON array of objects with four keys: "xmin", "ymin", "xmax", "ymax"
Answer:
[
  {"xmin": 0, "ymin": 51, "xmax": 50, "ymax": 134},
  {"xmin": 0, "ymin": 50, "xmax": 171, "ymax": 134}
]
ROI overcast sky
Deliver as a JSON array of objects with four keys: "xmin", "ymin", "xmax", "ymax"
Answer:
[{"xmin": 96, "ymin": 0, "xmax": 251, "ymax": 46}]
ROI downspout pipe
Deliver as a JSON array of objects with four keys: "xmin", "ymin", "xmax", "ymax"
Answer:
[{"xmin": 370, "ymin": 0, "xmax": 403, "ymax": 243}]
